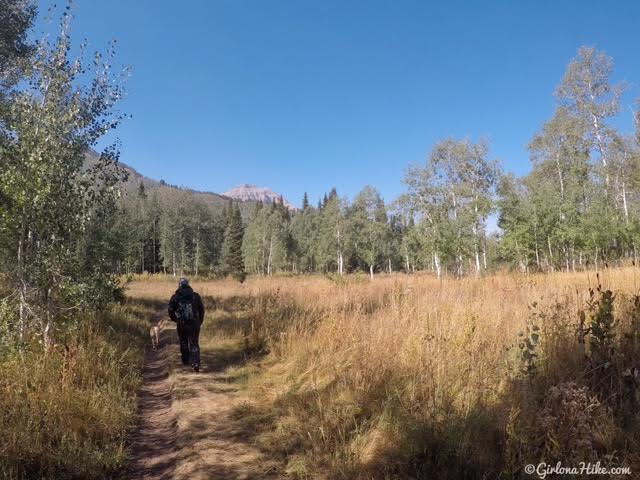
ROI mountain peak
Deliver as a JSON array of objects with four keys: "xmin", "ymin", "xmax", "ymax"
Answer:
[{"xmin": 223, "ymin": 184, "xmax": 296, "ymax": 210}]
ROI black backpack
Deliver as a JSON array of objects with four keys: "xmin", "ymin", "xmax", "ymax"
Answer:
[{"xmin": 176, "ymin": 296, "xmax": 195, "ymax": 323}]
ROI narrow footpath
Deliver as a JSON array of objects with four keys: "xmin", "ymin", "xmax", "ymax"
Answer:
[
  {"xmin": 128, "ymin": 304, "xmax": 284, "ymax": 480},
  {"xmin": 128, "ymin": 306, "xmax": 177, "ymax": 480}
]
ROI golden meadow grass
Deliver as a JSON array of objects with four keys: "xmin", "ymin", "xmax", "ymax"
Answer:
[
  {"xmin": 127, "ymin": 269, "xmax": 640, "ymax": 478},
  {"xmin": 0, "ymin": 302, "xmax": 151, "ymax": 480}
]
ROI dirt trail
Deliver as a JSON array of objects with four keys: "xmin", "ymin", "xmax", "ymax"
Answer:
[
  {"xmin": 171, "ymin": 340, "xmax": 282, "ymax": 480},
  {"xmin": 128, "ymin": 306, "xmax": 177, "ymax": 480},
  {"xmin": 128, "ymin": 305, "xmax": 283, "ymax": 480}
]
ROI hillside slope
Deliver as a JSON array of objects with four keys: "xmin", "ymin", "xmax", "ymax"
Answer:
[{"xmin": 86, "ymin": 151, "xmax": 295, "ymax": 216}]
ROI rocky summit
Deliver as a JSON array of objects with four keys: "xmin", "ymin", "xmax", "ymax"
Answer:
[{"xmin": 223, "ymin": 184, "xmax": 296, "ymax": 210}]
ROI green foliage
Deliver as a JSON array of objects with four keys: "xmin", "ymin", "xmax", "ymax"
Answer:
[
  {"xmin": 0, "ymin": 0, "xmax": 35, "ymax": 90},
  {"xmin": 517, "ymin": 307, "xmax": 541, "ymax": 377},
  {"xmin": 347, "ymin": 186, "xmax": 392, "ymax": 277},
  {"xmin": 0, "ymin": 7, "xmax": 128, "ymax": 344},
  {"xmin": 506, "ymin": 288, "xmax": 640, "ymax": 476},
  {"xmin": 495, "ymin": 47, "xmax": 640, "ymax": 273},
  {"xmin": 582, "ymin": 285, "xmax": 617, "ymax": 375},
  {"xmin": 222, "ymin": 202, "xmax": 246, "ymax": 281},
  {"xmin": 400, "ymin": 138, "xmax": 499, "ymax": 277},
  {"xmin": 243, "ymin": 200, "xmax": 292, "ymax": 275}
]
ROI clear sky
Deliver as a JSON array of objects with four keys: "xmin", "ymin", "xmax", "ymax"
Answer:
[{"xmin": 36, "ymin": 0, "xmax": 640, "ymax": 208}]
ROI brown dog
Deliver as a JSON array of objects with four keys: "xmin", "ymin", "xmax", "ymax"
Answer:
[{"xmin": 149, "ymin": 317, "xmax": 166, "ymax": 350}]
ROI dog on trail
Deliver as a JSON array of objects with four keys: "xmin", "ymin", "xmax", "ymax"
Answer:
[{"xmin": 150, "ymin": 317, "xmax": 166, "ymax": 350}]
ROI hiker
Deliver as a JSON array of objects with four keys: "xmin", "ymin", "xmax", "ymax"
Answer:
[{"xmin": 168, "ymin": 278, "xmax": 205, "ymax": 372}]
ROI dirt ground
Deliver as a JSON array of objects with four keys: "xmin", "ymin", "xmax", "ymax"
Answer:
[{"xmin": 128, "ymin": 303, "xmax": 283, "ymax": 480}]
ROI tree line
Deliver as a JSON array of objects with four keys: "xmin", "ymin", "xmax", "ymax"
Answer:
[{"xmin": 117, "ymin": 47, "xmax": 640, "ymax": 279}]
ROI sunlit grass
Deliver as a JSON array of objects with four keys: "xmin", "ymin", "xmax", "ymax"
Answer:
[
  {"xmin": 125, "ymin": 269, "xmax": 640, "ymax": 478},
  {"xmin": 0, "ymin": 303, "xmax": 150, "ymax": 480}
]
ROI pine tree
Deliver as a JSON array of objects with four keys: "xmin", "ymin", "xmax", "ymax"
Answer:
[
  {"xmin": 221, "ymin": 203, "xmax": 246, "ymax": 282},
  {"xmin": 302, "ymin": 192, "xmax": 310, "ymax": 210}
]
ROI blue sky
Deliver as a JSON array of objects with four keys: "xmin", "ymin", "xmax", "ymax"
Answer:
[{"xmin": 37, "ymin": 0, "xmax": 640, "ymax": 208}]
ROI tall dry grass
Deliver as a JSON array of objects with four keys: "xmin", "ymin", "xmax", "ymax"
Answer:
[
  {"xmin": 169, "ymin": 270, "xmax": 640, "ymax": 478},
  {"xmin": 0, "ymin": 303, "xmax": 150, "ymax": 480},
  {"xmin": 126, "ymin": 270, "xmax": 640, "ymax": 478}
]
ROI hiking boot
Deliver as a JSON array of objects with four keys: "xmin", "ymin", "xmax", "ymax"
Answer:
[{"xmin": 192, "ymin": 364, "xmax": 200, "ymax": 372}]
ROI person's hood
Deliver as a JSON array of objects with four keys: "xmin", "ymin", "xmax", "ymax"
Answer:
[{"xmin": 176, "ymin": 285, "xmax": 194, "ymax": 297}]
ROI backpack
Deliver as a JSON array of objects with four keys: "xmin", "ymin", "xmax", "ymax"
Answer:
[{"xmin": 176, "ymin": 297, "xmax": 195, "ymax": 323}]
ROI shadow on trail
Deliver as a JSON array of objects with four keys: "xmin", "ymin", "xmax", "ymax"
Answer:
[
  {"xmin": 173, "ymin": 342, "xmax": 247, "ymax": 402},
  {"xmin": 170, "ymin": 299, "xmax": 284, "ymax": 479}
]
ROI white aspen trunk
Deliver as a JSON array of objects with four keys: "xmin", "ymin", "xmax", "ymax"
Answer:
[
  {"xmin": 369, "ymin": 264, "xmax": 374, "ymax": 280},
  {"xmin": 591, "ymin": 112, "xmax": 610, "ymax": 187},
  {"xmin": 482, "ymin": 243, "xmax": 488, "ymax": 270},
  {"xmin": 555, "ymin": 154, "xmax": 565, "ymax": 199},
  {"xmin": 595, "ymin": 246, "xmax": 599, "ymax": 272},
  {"xmin": 388, "ymin": 257, "xmax": 392, "ymax": 274},
  {"xmin": 434, "ymin": 252, "xmax": 442, "ymax": 279},
  {"xmin": 17, "ymin": 235, "xmax": 26, "ymax": 342},
  {"xmin": 337, "ymin": 226, "xmax": 344, "ymax": 276},
  {"xmin": 547, "ymin": 236, "xmax": 554, "ymax": 271},
  {"xmin": 592, "ymin": 114, "xmax": 607, "ymax": 168},
  {"xmin": 472, "ymin": 222, "xmax": 481, "ymax": 276},
  {"xmin": 405, "ymin": 253, "xmax": 410, "ymax": 273},
  {"xmin": 267, "ymin": 237, "xmax": 273, "ymax": 276},
  {"xmin": 622, "ymin": 181, "xmax": 629, "ymax": 224},
  {"xmin": 44, "ymin": 287, "xmax": 54, "ymax": 349},
  {"xmin": 261, "ymin": 232, "xmax": 266, "ymax": 275}
]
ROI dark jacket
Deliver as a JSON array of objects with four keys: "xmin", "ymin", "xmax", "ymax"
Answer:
[{"xmin": 168, "ymin": 286, "xmax": 205, "ymax": 324}]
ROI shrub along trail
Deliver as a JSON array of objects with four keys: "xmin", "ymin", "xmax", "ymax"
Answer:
[{"xmin": 127, "ymin": 293, "xmax": 284, "ymax": 480}]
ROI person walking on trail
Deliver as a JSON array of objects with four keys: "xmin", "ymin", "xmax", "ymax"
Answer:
[{"xmin": 168, "ymin": 278, "xmax": 205, "ymax": 372}]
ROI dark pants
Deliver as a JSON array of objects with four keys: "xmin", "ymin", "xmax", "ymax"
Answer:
[{"xmin": 176, "ymin": 320, "xmax": 201, "ymax": 367}]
